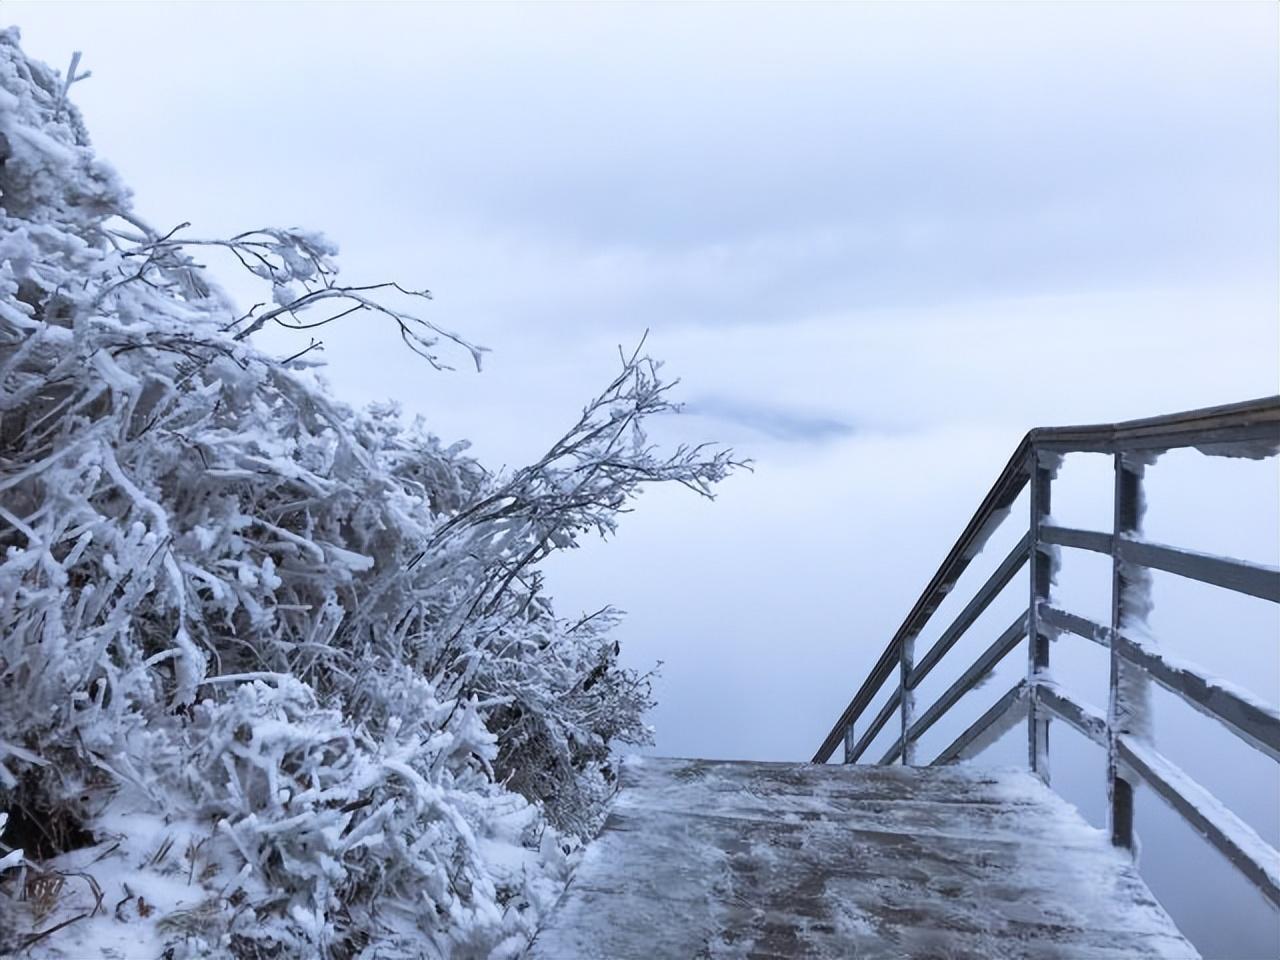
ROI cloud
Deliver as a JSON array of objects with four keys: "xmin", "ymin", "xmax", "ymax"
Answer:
[
  {"xmin": 684, "ymin": 396, "xmax": 858, "ymax": 444},
  {"xmin": 19, "ymin": 1, "xmax": 1275, "ymax": 341}
]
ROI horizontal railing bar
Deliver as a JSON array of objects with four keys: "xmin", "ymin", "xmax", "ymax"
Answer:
[
  {"xmin": 1039, "ymin": 524, "xmax": 1112, "ymax": 555},
  {"xmin": 1117, "ymin": 736, "xmax": 1280, "ymax": 908},
  {"xmin": 1117, "ymin": 537, "xmax": 1280, "ymax": 603},
  {"xmin": 1029, "ymin": 395, "xmax": 1280, "ymax": 456},
  {"xmin": 1037, "ymin": 603, "xmax": 1280, "ymax": 760},
  {"xmin": 906, "ymin": 612, "xmax": 1028, "ymax": 746},
  {"xmin": 908, "ymin": 534, "xmax": 1031, "ymax": 690},
  {"xmin": 932, "ymin": 680, "xmax": 1029, "ymax": 765},
  {"xmin": 1033, "ymin": 684, "xmax": 1109, "ymax": 747},
  {"xmin": 846, "ymin": 687, "xmax": 901, "ymax": 765},
  {"xmin": 1039, "ymin": 604, "xmax": 1111, "ymax": 647},
  {"xmin": 1034, "ymin": 604, "xmax": 1280, "ymax": 761},
  {"xmin": 812, "ymin": 441, "xmax": 1033, "ymax": 763},
  {"xmin": 1113, "ymin": 633, "xmax": 1280, "ymax": 763}
]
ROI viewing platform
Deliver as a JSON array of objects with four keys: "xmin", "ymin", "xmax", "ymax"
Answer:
[
  {"xmin": 529, "ymin": 757, "xmax": 1194, "ymax": 959},
  {"xmin": 532, "ymin": 398, "xmax": 1280, "ymax": 959}
]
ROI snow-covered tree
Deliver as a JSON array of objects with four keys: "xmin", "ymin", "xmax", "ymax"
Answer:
[{"xmin": 0, "ymin": 30, "xmax": 738, "ymax": 958}]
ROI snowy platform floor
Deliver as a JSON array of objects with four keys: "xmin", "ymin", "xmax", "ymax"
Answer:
[{"xmin": 527, "ymin": 757, "xmax": 1196, "ymax": 959}]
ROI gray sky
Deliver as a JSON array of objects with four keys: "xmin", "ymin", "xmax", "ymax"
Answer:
[{"xmin": 12, "ymin": 3, "xmax": 1279, "ymax": 954}]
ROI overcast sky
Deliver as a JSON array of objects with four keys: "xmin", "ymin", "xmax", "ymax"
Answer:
[{"xmin": 12, "ymin": 3, "xmax": 1279, "ymax": 954}]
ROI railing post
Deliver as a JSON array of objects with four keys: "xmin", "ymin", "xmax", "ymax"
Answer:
[
  {"xmin": 899, "ymin": 639, "xmax": 916, "ymax": 765},
  {"xmin": 1027, "ymin": 452, "xmax": 1054, "ymax": 780},
  {"xmin": 1109, "ymin": 453, "xmax": 1149, "ymax": 850},
  {"xmin": 842, "ymin": 721, "xmax": 856, "ymax": 764}
]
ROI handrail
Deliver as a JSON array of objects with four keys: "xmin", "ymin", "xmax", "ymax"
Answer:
[
  {"xmin": 813, "ymin": 395, "xmax": 1280, "ymax": 912},
  {"xmin": 1029, "ymin": 394, "xmax": 1280, "ymax": 454},
  {"xmin": 811, "ymin": 439, "xmax": 1034, "ymax": 764},
  {"xmin": 813, "ymin": 395, "xmax": 1280, "ymax": 764}
]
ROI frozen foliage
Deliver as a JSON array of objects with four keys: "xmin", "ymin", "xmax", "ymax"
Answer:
[{"xmin": 0, "ymin": 32, "xmax": 738, "ymax": 958}]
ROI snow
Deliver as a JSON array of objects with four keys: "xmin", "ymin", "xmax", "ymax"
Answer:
[
  {"xmin": 529, "ymin": 758, "xmax": 1198, "ymax": 959},
  {"xmin": 1198, "ymin": 673, "xmax": 1280, "ymax": 723},
  {"xmin": 1122, "ymin": 449, "xmax": 1163, "ymax": 469},
  {"xmin": 1118, "ymin": 737, "xmax": 1279, "ymax": 897},
  {"xmin": 1192, "ymin": 437, "xmax": 1280, "ymax": 461},
  {"xmin": 961, "ymin": 504, "xmax": 1011, "ymax": 561},
  {"xmin": 1036, "ymin": 448, "xmax": 1064, "ymax": 477},
  {"xmin": 0, "ymin": 29, "xmax": 736, "ymax": 958}
]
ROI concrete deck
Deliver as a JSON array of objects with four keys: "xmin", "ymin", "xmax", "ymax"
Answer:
[{"xmin": 527, "ymin": 757, "xmax": 1196, "ymax": 959}]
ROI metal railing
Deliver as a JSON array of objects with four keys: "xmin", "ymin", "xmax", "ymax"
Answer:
[{"xmin": 813, "ymin": 396, "xmax": 1280, "ymax": 908}]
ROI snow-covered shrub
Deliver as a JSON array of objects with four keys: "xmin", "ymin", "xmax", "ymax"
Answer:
[{"xmin": 0, "ymin": 29, "xmax": 737, "ymax": 958}]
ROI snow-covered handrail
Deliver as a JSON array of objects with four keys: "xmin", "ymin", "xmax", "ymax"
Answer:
[
  {"xmin": 814, "ymin": 394, "xmax": 1279, "ymax": 766},
  {"xmin": 813, "ymin": 395, "xmax": 1280, "ymax": 909}
]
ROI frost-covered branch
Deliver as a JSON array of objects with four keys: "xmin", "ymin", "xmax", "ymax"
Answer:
[{"xmin": 0, "ymin": 29, "xmax": 738, "ymax": 959}]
